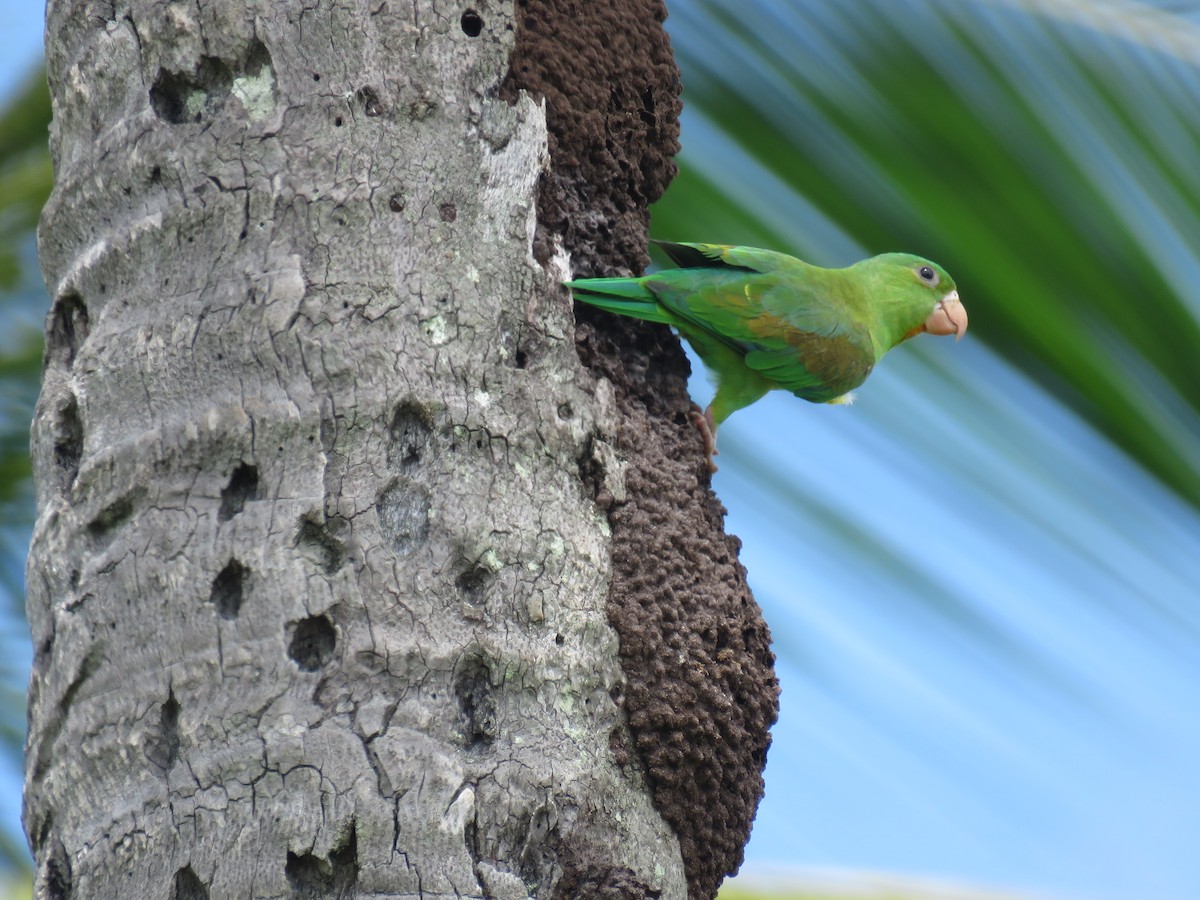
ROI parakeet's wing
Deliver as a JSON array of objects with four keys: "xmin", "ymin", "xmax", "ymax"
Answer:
[
  {"xmin": 646, "ymin": 255, "xmax": 876, "ymax": 399},
  {"xmin": 652, "ymin": 240, "xmax": 798, "ymax": 274}
]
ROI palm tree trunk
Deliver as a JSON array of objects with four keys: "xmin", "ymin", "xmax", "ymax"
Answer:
[{"xmin": 26, "ymin": 1, "xmax": 776, "ymax": 898}]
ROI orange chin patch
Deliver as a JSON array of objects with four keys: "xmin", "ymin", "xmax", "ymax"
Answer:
[{"xmin": 900, "ymin": 323, "xmax": 926, "ymax": 342}]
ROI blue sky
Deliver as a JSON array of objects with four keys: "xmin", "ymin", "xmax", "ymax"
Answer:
[
  {"xmin": 654, "ymin": 3, "xmax": 1200, "ymax": 893},
  {"xmin": 699, "ymin": 342, "xmax": 1200, "ymax": 898},
  {"xmin": 0, "ymin": 2, "xmax": 42, "ymax": 103},
  {"xmin": 0, "ymin": 0, "xmax": 44, "ymax": 876}
]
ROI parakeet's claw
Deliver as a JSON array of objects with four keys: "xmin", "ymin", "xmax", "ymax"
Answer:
[{"xmin": 690, "ymin": 404, "xmax": 719, "ymax": 473}]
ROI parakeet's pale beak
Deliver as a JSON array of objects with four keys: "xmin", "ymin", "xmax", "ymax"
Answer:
[{"xmin": 924, "ymin": 290, "xmax": 968, "ymax": 341}]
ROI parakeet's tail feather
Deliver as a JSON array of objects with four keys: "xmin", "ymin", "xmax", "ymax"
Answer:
[{"xmin": 565, "ymin": 278, "xmax": 676, "ymax": 325}]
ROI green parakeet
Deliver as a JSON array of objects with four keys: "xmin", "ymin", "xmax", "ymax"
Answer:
[{"xmin": 566, "ymin": 241, "xmax": 967, "ymax": 467}]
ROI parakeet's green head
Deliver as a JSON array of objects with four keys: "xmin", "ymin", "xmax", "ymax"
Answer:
[{"xmin": 853, "ymin": 253, "xmax": 968, "ymax": 354}]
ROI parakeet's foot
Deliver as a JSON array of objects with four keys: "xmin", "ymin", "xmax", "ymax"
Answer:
[{"xmin": 690, "ymin": 404, "xmax": 719, "ymax": 473}]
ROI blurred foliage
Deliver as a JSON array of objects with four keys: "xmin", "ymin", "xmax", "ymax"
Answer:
[
  {"xmin": 718, "ymin": 870, "xmax": 1031, "ymax": 900},
  {"xmin": 0, "ymin": 871, "xmax": 30, "ymax": 900},
  {"xmin": 0, "ymin": 67, "xmax": 51, "ymax": 874},
  {"xmin": 655, "ymin": 0, "xmax": 1200, "ymax": 509},
  {"xmin": 654, "ymin": 2, "xmax": 1200, "ymax": 894},
  {"xmin": 0, "ymin": 342, "xmax": 38, "ymax": 509},
  {"xmin": 0, "ymin": 70, "xmax": 51, "ymax": 292},
  {"xmin": 0, "ymin": 67, "xmax": 50, "ymax": 598}
]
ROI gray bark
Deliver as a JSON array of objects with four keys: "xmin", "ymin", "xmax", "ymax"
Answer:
[{"xmin": 27, "ymin": 1, "xmax": 687, "ymax": 897}]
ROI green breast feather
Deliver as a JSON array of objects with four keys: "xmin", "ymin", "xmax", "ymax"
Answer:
[{"xmin": 566, "ymin": 241, "xmax": 967, "ymax": 468}]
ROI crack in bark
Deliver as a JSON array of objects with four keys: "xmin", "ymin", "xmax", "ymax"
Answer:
[{"xmin": 30, "ymin": 643, "xmax": 105, "ymax": 783}]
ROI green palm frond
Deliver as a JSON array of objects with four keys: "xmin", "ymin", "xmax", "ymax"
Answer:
[
  {"xmin": 0, "ymin": 69, "xmax": 51, "ymax": 290},
  {"xmin": 0, "ymin": 67, "xmax": 51, "ymax": 876},
  {"xmin": 657, "ymin": 2, "xmax": 1200, "ymax": 895},
  {"xmin": 660, "ymin": 0, "xmax": 1200, "ymax": 506}
]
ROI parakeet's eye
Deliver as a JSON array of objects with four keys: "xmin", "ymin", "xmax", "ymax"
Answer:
[{"xmin": 917, "ymin": 265, "xmax": 938, "ymax": 285}]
